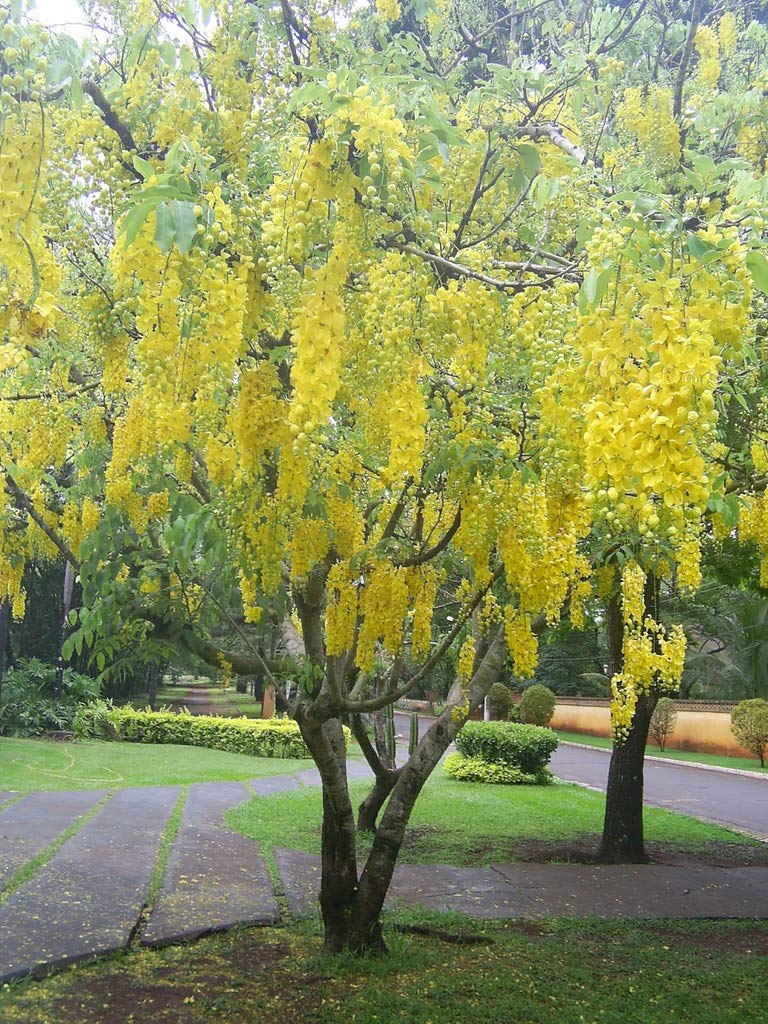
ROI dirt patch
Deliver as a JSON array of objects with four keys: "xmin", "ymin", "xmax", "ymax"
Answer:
[
  {"xmin": 28, "ymin": 932, "xmax": 338, "ymax": 1024},
  {"xmin": 401, "ymin": 827, "xmax": 768, "ymax": 868},
  {"xmin": 642, "ymin": 924, "xmax": 768, "ymax": 955}
]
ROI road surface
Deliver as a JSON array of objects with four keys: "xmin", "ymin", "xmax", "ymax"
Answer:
[{"xmin": 394, "ymin": 712, "xmax": 768, "ymax": 838}]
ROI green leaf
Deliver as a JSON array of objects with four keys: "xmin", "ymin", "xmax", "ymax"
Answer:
[
  {"xmin": 686, "ymin": 233, "xmax": 718, "ymax": 263},
  {"xmin": 121, "ymin": 197, "xmax": 164, "ymax": 247},
  {"xmin": 70, "ymin": 76, "xmax": 84, "ymax": 109},
  {"xmin": 171, "ymin": 200, "xmax": 199, "ymax": 255},
  {"xmin": 746, "ymin": 250, "xmax": 768, "ymax": 296},
  {"xmin": 133, "ymin": 154, "xmax": 155, "ymax": 180},
  {"xmin": 154, "ymin": 202, "xmax": 176, "ymax": 252},
  {"xmin": 516, "ymin": 143, "xmax": 541, "ymax": 179}
]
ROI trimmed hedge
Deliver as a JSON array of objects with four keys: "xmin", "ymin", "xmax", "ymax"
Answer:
[
  {"xmin": 444, "ymin": 752, "xmax": 525, "ymax": 784},
  {"xmin": 73, "ymin": 703, "xmax": 337, "ymax": 759},
  {"xmin": 455, "ymin": 720, "xmax": 558, "ymax": 776}
]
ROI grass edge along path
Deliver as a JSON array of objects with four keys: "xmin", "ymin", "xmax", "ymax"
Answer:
[
  {"xmin": 556, "ymin": 729, "xmax": 768, "ymax": 774},
  {"xmin": 228, "ymin": 769, "xmax": 760, "ymax": 870},
  {"xmin": 0, "ymin": 792, "xmax": 112, "ymax": 905}
]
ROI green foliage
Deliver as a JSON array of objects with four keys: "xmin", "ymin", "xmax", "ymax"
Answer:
[
  {"xmin": 409, "ymin": 712, "xmax": 419, "ymax": 755},
  {"xmin": 443, "ymin": 752, "xmax": 525, "ymax": 784},
  {"xmin": 73, "ymin": 703, "xmax": 350, "ymax": 759},
  {"xmin": 455, "ymin": 721, "xmax": 558, "ymax": 776},
  {"xmin": 385, "ymin": 703, "xmax": 395, "ymax": 760},
  {"xmin": 731, "ymin": 699, "xmax": 768, "ymax": 767},
  {"xmin": 487, "ymin": 682, "xmax": 515, "ymax": 720},
  {"xmin": 519, "ymin": 684, "xmax": 556, "ymax": 726},
  {"xmin": 0, "ymin": 658, "xmax": 101, "ymax": 737},
  {"xmin": 649, "ymin": 697, "xmax": 678, "ymax": 752}
]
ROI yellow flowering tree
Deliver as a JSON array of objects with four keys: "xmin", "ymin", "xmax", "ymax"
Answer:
[{"xmin": 1, "ymin": 0, "xmax": 767, "ymax": 946}]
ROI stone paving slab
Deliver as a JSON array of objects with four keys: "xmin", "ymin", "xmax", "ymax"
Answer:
[
  {"xmin": 275, "ymin": 847, "xmax": 768, "ymax": 921},
  {"xmin": 249, "ymin": 775, "xmax": 301, "ymax": 796},
  {"xmin": 0, "ymin": 786, "xmax": 178, "ymax": 984},
  {"xmin": 142, "ymin": 782, "xmax": 279, "ymax": 947},
  {"xmin": 295, "ymin": 761, "xmax": 374, "ymax": 787},
  {"xmin": 491, "ymin": 863, "xmax": 768, "ymax": 919},
  {"xmin": 0, "ymin": 789, "xmax": 107, "ymax": 890},
  {"xmin": 0, "ymin": 792, "xmax": 16, "ymax": 805}
]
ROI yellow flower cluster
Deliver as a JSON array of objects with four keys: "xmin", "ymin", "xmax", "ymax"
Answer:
[
  {"xmin": 718, "ymin": 12, "xmax": 738, "ymax": 56},
  {"xmin": 356, "ymin": 563, "xmax": 410, "ymax": 671},
  {"xmin": 617, "ymin": 86, "xmax": 680, "ymax": 167},
  {"xmin": 611, "ymin": 562, "xmax": 686, "ymax": 741},
  {"xmin": 694, "ymin": 26, "xmax": 720, "ymax": 88},
  {"xmin": 503, "ymin": 606, "xmax": 538, "ymax": 679},
  {"xmin": 288, "ymin": 250, "xmax": 347, "ymax": 445},
  {"xmin": 385, "ymin": 361, "xmax": 428, "ymax": 484}
]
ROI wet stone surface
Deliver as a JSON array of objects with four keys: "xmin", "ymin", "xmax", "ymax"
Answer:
[
  {"xmin": 142, "ymin": 782, "xmax": 279, "ymax": 947},
  {"xmin": 0, "ymin": 786, "xmax": 178, "ymax": 984},
  {"xmin": 249, "ymin": 775, "xmax": 301, "ymax": 796},
  {"xmin": 0, "ymin": 789, "xmax": 107, "ymax": 890}
]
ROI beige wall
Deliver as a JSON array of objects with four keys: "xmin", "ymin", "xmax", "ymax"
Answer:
[{"xmin": 551, "ymin": 701, "xmax": 754, "ymax": 758}]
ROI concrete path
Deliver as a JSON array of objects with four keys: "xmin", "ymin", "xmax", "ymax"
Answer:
[
  {"xmin": 2, "ymin": 754, "xmax": 768, "ymax": 986},
  {"xmin": 0, "ymin": 786, "xmax": 178, "ymax": 983},
  {"xmin": 395, "ymin": 711, "xmax": 768, "ymax": 838},
  {"xmin": 274, "ymin": 847, "xmax": 768, "ymax": 921},
  {"xmin": 141, "ymin": 782, "xmax": 279, "ymax": 947},
  {"xmin": 0, "ymin": 789, "xmax": 107, "ymax": 888}
]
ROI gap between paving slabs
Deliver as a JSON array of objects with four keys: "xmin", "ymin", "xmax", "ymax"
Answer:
[{"xmin": 0, "ymin": 786, "xmax": 178, "ymax": 985}]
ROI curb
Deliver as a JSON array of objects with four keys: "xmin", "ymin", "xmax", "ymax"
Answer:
[{"xmin": 559, "ymin": 740, "xmax": 768, "ymax": 781}]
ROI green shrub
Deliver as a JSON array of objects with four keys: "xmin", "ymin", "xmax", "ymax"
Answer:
[
  {"xmin": 455, "ymin": 720, "xmax": 558, "ymax": 775},
  {"xmin": 731, "ymin": 698, "xmax": 768, "ymax": 767},
  {"xmin": 519, "ymin": 684, "xmax": 556, "ymax": 726},
  {"xmin": 487, "ymin": 683, "xmax": 514, "ymax": 721},
  {"xmin": 444, "ymin": 752, "xmax": 525, "ymax": 784},
  {"xmin": 0, "ymin": 658, "xmax": 101, "ymax": 737},
  {"xmin": 74, "ymin": 703, "xmax": 347, "ymax": 759}
]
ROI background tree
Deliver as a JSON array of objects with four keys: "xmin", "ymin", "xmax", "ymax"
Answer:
[
  {"xmin": 731, "ymin": 698, "xmax": 768, "ymax": 766},
  {"xmin": 649, "ymin": 696, "xmax": 678, "ymax": 752}
]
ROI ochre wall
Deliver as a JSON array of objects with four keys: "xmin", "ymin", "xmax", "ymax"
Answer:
[{"xmin": 550, "ymin": 700, "xmax": 754, "ymax": 758}]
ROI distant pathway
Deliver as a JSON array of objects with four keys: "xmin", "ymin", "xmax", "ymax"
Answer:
[
  {"xmin": 396, "ymin": 712, "xmax": 768, "ymax": 839},
  {"xmin": 2, "ymin": 756, "xmax": 768, "ymax": 985}
]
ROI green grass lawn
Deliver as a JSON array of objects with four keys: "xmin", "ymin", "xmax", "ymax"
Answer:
[
  {"xmin": 0, "ymin": 737, "xmax": 311, "ymax": 792},
  {"xmin": 556, "ymin": 730, "xmax": 768, "ymax": 773},
  {"xmin": 228, "ymin": 765, "xmax": 757, "ymax": 868},
  {"xmin": 1, "ymin": 916, "xmax": 766, "ymax": 1024}
]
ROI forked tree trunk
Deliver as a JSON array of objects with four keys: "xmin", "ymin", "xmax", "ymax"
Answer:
[
  {"xmin": 348, "ymin": 635, "xmax": 507, "ymax": 951},
  {"xmin": 300, "ymin": 634, "xmax": 506, "ymax": 953},
  {"xmin": 357, "ymin": 770, "xmax": 398, "ymax": 833}
]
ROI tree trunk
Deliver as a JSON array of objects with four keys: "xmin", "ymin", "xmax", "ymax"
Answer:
[
  {"xmin": 53, "ymin": 562, "xmax": 75, "ymax": 699},
  {"xmin": 350, "ymin": 635, "xmax": 507, "ymax": 950},
  {"xmin": 598, "ymin": 572, "xmax": 660, "ymax": 864},
  {"xmin": 598, "ymin": 692, "xmax": 658, "ymax": 862},
  {"xmin": 357, "ymin": 770, "xmax": 398, "ymax": 833},
  {"xmin": 148, "ymin": 662, "xmax": 160, "ymax": 710},
  {"xmin": 0, "ymin": 599, "xmax": 9, "ymax": 703}
]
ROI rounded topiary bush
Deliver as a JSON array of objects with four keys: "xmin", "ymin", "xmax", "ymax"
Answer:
[
  {"xmin": 519, "ymin": 684, "xmax": 556, "ymax": 726},
  {"xmin": 454, "ymin": 720, "xmax": 558, "ymax": 776},
  {"xmin": 487, "ymin": 682, "xmax": 514, "ymax": 721}
]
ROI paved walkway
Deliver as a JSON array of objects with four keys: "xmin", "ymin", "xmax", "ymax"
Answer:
[
  {"xmin": 2, "ymin": 758, "xmax": 768, "ymax": 985},
  {"xmin": 396, "ymin": 712, "xmax": 768, "ymax": 838}
]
